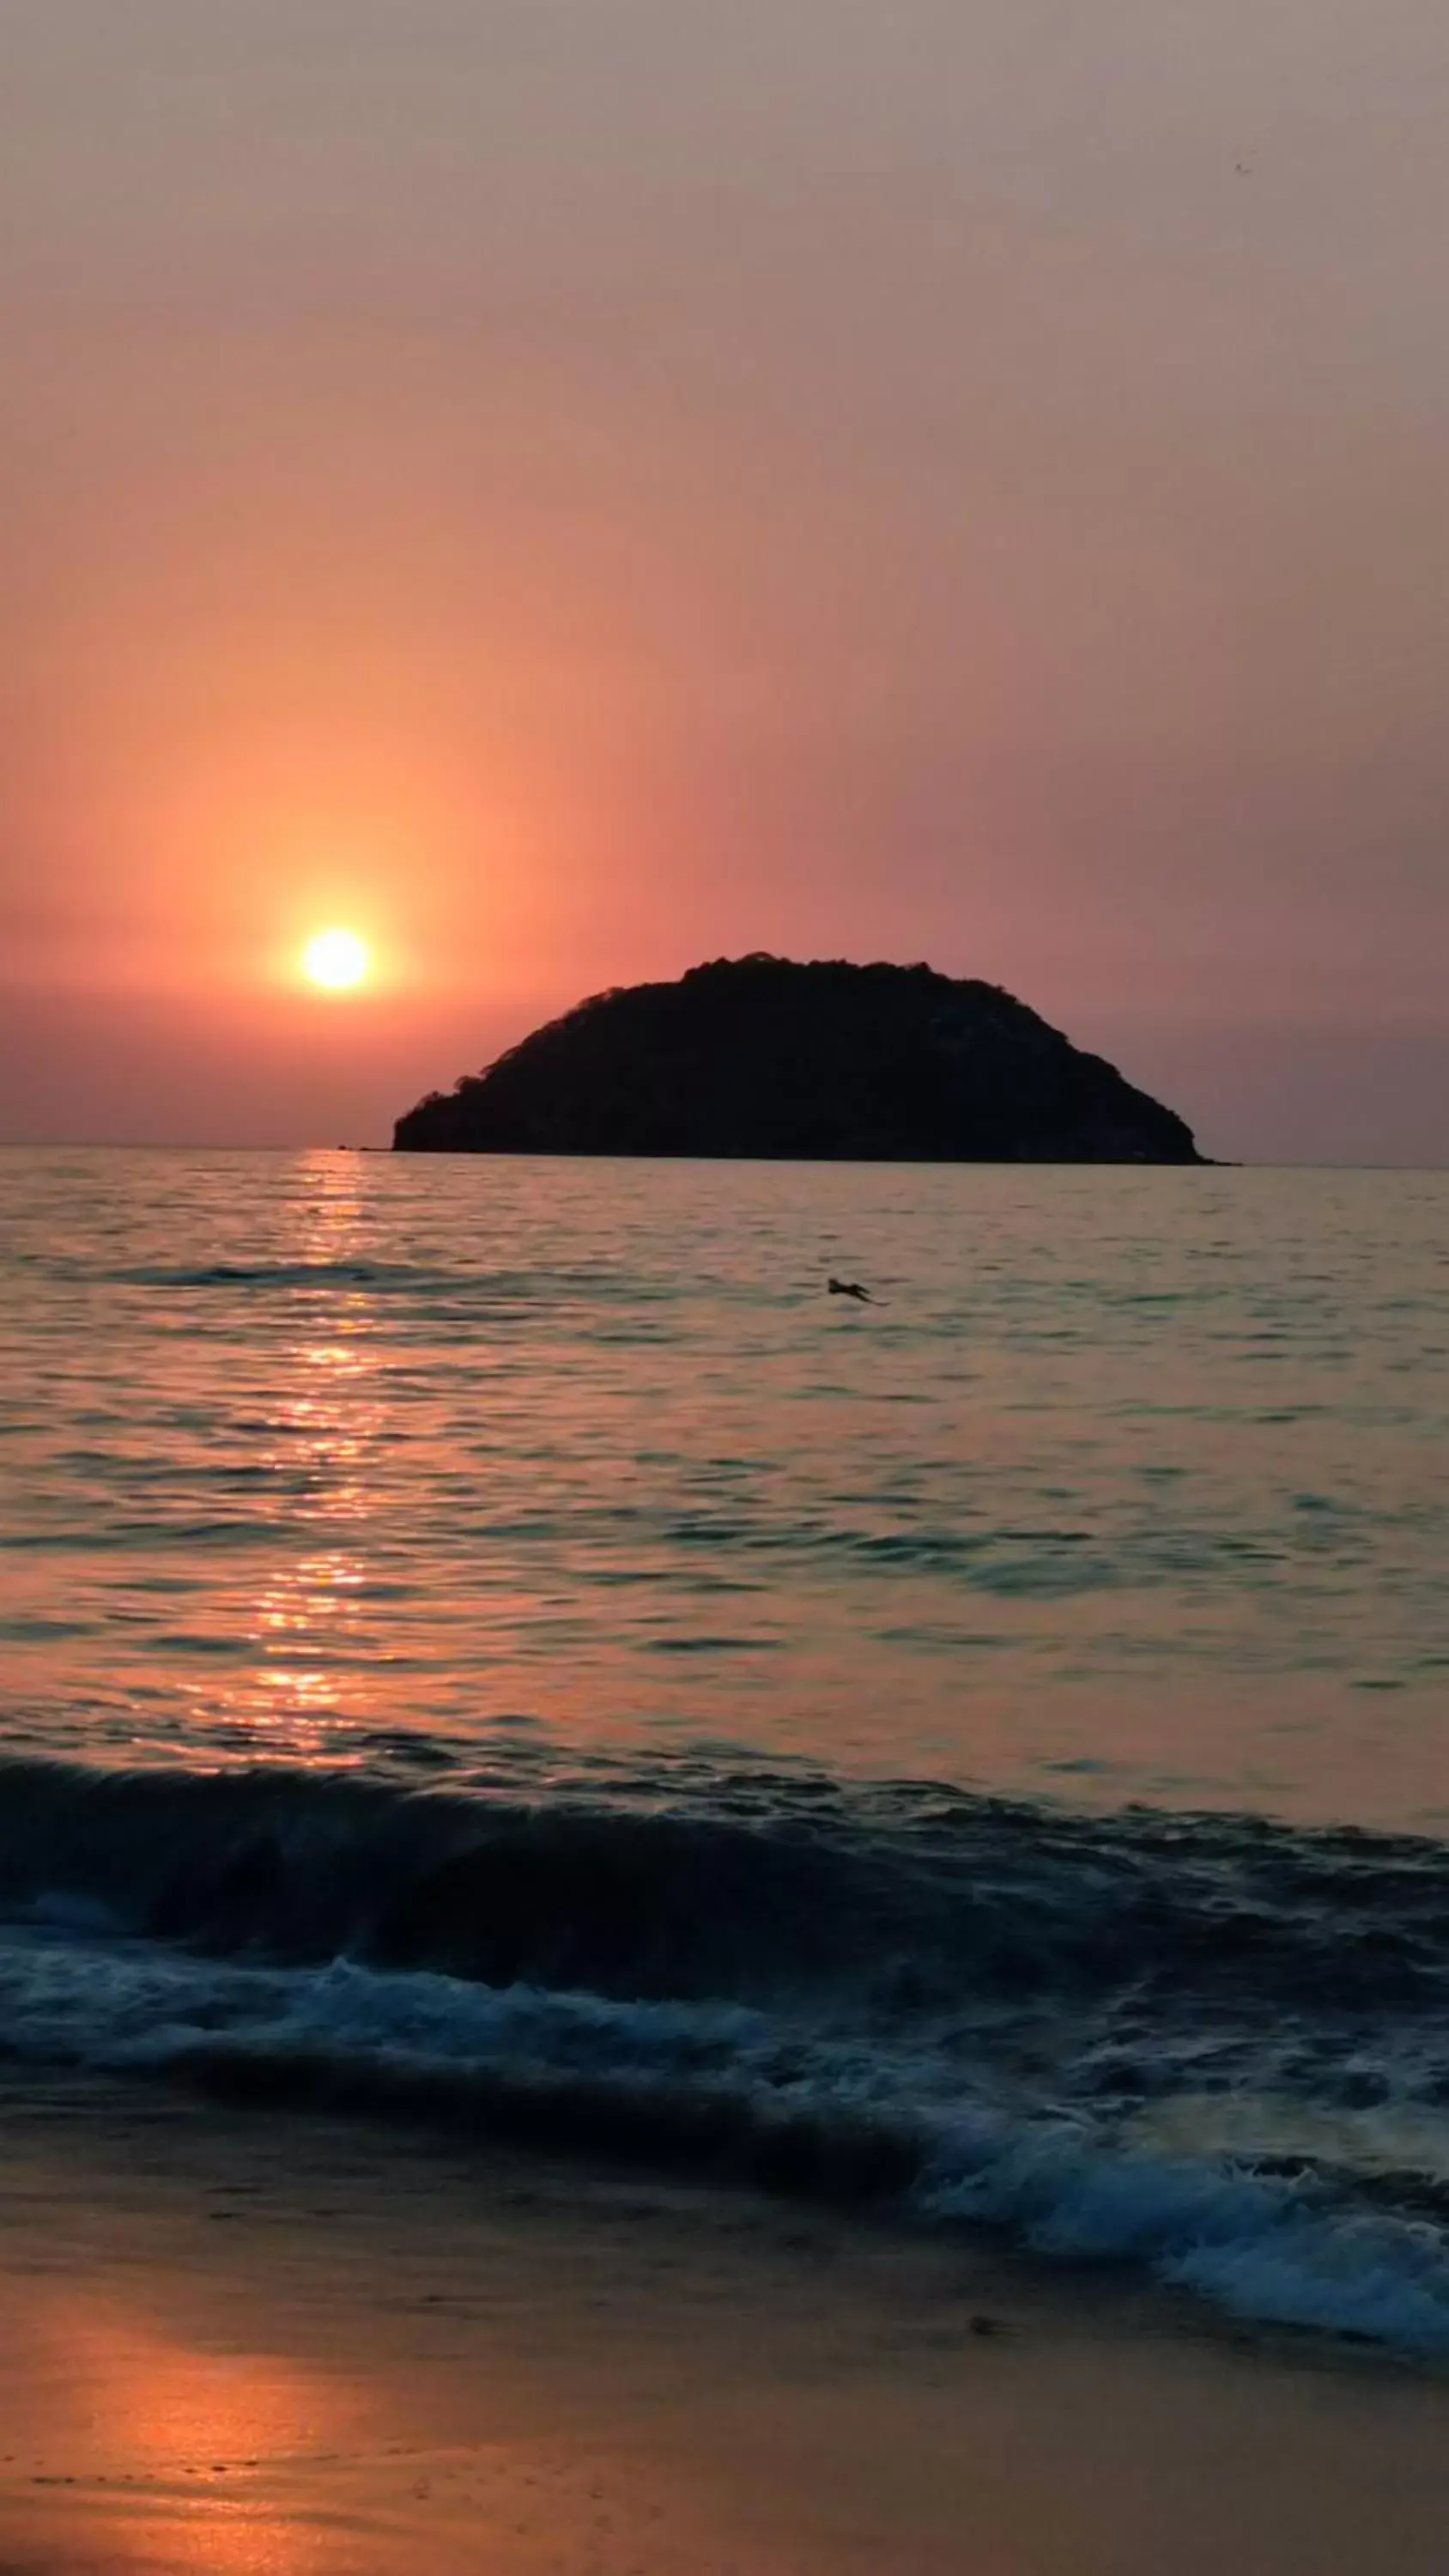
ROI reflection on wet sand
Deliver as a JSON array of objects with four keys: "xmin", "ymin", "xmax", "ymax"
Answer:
[
  {"xmin": 15, "ymin": 2280, "xmax": 355, "ymax": 2573},
  {"xmin": 7, "ymin": 2087, "xmax": 1449, "ymax": 2576}
]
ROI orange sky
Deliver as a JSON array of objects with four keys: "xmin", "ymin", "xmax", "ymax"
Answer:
[{"xmin": 2, "ymin": 2, "xmax": 1446, "ymax": 1158}]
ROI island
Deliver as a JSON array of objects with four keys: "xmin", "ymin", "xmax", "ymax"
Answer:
[{"xmin": 392, "ymin": 955, "xmax": 1205, "ymax": 1163}]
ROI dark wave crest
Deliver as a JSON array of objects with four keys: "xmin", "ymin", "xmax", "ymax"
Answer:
[
  {"xmin": 0, "ymin": 1753, "xmax": 1444, "ymax": 2019},
  {"xmin": 105, "ymin": 1258, "xmax": 486, "ymax": 1292}
]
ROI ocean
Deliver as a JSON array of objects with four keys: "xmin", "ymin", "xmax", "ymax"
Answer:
[{"xmin": 1, "ymin": 1146, "xmax": 1446, "ymax": 2354}]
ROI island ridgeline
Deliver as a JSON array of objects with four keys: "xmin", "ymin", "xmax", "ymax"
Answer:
[{"xmin": 392, "ymin": 956, "xmax": 1204, "ymax": 1163}]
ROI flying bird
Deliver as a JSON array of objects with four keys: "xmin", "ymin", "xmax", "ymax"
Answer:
[{"xmin": 828, "ymin": 1277, "xmax": 879, "ymax": 1305}]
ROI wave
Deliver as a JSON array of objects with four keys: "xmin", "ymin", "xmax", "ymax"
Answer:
[
  {"xmin": 3, "ymin": 1753, "xmax": 1449, "ymax": 2354},
  {"xmin": 105, "ymin": 1259, "xmax": 495, "ymax": 1292},
  {"xmin": 76, "ymin": 1257, "xmax": 670, "ymax": 1303},
  {"xmin": 2, "ymin": 1753, "xmax": 1443, "ymax": 2014}
]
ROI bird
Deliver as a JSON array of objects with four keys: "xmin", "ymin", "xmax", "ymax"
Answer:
[{"xmin": 828, "ymin": 1277, "xmax": 878, "ymax": 1305}]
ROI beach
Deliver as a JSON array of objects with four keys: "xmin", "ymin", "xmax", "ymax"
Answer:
[
  {"xmin": 5, "ymin": 0, "xmax": 1447, "ymax": 2544},
  {"xmin": 3, "ymin": 2072, "xmax": 1447, "ymax": 2576},
  {"xmin": 1, "ymin": 1148, "xmax": 1446, "ymax": 2567}
]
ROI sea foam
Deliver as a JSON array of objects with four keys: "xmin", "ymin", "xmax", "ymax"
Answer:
[{"xmin": 3, "ymin": 1753, "xmax": 1449, "ymax": 2355}]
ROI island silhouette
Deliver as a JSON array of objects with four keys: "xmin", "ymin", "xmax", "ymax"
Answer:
[{"xmin": 393, "ymin": 955, "xmax": 1203, "ymax": 1163}]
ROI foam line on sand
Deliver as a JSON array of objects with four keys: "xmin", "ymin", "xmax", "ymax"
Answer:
[{"xmin": 2, "ymin": 2074, "xmax": 1446, "ymax": 2576}]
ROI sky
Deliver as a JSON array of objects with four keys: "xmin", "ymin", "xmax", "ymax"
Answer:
[{"xmin": 1, "ymin": 0, "xmax": 1446, "ymax": 1161}]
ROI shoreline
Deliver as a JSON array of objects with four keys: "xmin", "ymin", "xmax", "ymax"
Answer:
[{"xmin": 3, "ymin": 2072, "xmax": 1446, "ymax": 2575}]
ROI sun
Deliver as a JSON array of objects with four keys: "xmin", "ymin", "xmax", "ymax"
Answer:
[{"xmin": 301, "ymin": 927, "xmax": 371, "ymax": 992}]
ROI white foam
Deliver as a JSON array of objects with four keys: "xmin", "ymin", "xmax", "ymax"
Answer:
[
  {"xmin": 921, "ymin": 2127, "xmax": 1449, "ymax": 2354},
  {"xmin": 4, "ymin": 1921, "xmax": 1449, "ymax": 2357}
]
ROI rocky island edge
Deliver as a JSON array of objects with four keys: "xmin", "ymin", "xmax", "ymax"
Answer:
[{"xmin": 392, "ymin": 956, "xmax": 1204, "ymax": 1163}]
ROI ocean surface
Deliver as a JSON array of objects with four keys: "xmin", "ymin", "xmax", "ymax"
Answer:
[{"xmin": 1, "ymin": 1146, "xmax": 1446, "ymax": 2353}]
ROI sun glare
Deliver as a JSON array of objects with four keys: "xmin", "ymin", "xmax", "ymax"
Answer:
[{"xmin": 301, "ymin": 927, "xmax": 371, "ymax": 992}]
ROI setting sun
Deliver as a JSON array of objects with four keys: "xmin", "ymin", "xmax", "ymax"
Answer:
[{"xmin": 301, "ymin": 927, "xmax": 371, "ymax": 992}]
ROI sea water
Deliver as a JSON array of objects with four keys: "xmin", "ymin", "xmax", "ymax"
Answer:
[{"xmin": 1, "ymin": 1147, "xmax": 1446, "ymax": 2351}]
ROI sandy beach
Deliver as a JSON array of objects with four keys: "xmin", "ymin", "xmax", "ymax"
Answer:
[
  {"xmin": 5, "ymin": 0, "xmax": 1448, "ymax": 2530},
  {"xmin": 0, "ymin": 2073, "xmax": 1444, "ymax": 2576}
]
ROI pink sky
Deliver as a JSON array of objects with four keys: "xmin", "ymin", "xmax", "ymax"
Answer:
[{"xmin": 2, "ymin": 2, "xmax": 1446, "ymax": 1160}]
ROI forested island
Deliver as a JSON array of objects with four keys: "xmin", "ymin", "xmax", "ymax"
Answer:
[{"xmin": 393, "ymin": 956, "xmax": 1204, "ymax": 1163}]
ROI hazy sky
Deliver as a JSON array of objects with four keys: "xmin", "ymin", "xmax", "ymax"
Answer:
[{"xmin": 2, "ymin": 0, "xmax": 1446, "ymax": 1157}]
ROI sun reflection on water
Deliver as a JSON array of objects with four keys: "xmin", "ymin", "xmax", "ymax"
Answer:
[
  {"xmin": 222, "ymin": 1161, "xmax": 385, "ymax": 1765},
  {"xmin": 5, "ymin": 1148, "xmax": 1445, "ymax": 1818}
]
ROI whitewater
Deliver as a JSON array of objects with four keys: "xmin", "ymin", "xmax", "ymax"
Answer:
[{"xmin": 0, "ymin": 1146, "xmax": 1446, "ymax": 2354}]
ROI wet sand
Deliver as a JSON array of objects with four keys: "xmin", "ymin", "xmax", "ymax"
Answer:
[{"xmin": 2, "ymin": 2075, "xmax": 1446, "ymax": 2575}]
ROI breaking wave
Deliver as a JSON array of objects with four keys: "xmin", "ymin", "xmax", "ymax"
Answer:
[{"xmin": 4, "ymin": 1753, "xmax": 1449, "ymax": 2354}]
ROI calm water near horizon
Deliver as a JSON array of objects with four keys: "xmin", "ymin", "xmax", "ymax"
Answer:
[
  {"xmin": 2, "ymin": 1145, "xmax": 1448, "ymax": 2357},
  {"xmin": 0, "ymin": 1147, "xmax": 1444, "ymax": 1826}
]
